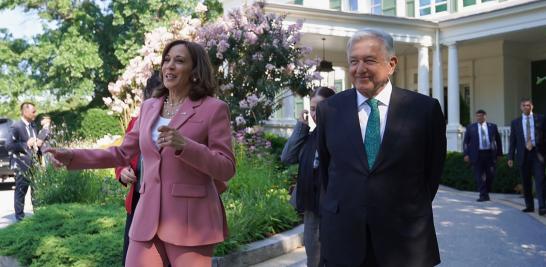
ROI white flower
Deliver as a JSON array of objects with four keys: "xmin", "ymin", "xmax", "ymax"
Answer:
[
  {"xmin": 195, "ymin": 3, "xmax": 208, "ymax": 13},
  {"xmin": 235, "ymin": 115, "xmax": 246, "ymax": 126}
]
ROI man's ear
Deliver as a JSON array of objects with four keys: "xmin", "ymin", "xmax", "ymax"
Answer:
[{"xmin": 389, "ymin": 56, "xmax": 398, "ymax": 76}]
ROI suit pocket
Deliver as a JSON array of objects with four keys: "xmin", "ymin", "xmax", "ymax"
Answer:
[
  {"xmin": 188, "ymin": 119, "xmax": 204, "ymax": 123},
  {"xmin": 171, "ymin": 184, "xmax": 207, "ymax": 198},
  {"xmin": 321, "ymin": 199, "xmax": 339, "ymax": 214}
]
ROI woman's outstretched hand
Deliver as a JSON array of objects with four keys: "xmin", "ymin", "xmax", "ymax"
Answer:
[{"xmin": 44, "ymin": 148, "xmax": 74, "ymax": 168}]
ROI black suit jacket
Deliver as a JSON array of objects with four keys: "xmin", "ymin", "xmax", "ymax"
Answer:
[
  {"xmin": 7, "ymin": 120, "xmax": 38, "ymax": 173},
  {"xmin": 508, "ymin": 114, "xmax": 546, "ymax": 167},
  {"xmin": 463, "ymin": 122, "xmax": 503, "ymax": 163},
  {"xmin": 317, "ymin": 87, "xmax": 446, "ymax": 267}
]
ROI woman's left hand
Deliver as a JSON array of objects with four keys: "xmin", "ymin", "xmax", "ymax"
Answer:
[{"xmin": 157, "ymin": 126, "xmax": 186, "ymax": 152}]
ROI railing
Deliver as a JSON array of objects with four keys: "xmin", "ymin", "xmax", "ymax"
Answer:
[{"xmin": 459, "ymin": 126, "xmax": 511, "ymax": 154}]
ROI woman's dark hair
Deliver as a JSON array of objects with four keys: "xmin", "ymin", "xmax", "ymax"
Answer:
[
  {"xmin": 153, "ymin": 40, "xmax": 217, "ymax": 100},
  {"xmin": 144, "ymin": 70, "xmax": 161, "ymax": 100},
  {"xmin": 310, "ymin": 86, "xmax": 336, "ymax": 99}
]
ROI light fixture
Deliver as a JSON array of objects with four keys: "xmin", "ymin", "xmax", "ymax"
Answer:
[{"xmin": 315, "ymin": 37, "xmax": 334, "ymax": 72}]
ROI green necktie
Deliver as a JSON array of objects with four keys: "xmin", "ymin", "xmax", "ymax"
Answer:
[{"xmin": 365, "ymin": 98, "xmax": 380, "ymax": 168}]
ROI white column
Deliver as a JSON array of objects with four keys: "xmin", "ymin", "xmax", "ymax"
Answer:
[
  {"xmin": 432, "ymin": 30, "xmax": 444, "ymax": 112},
  {"xmin": 281, "ymin": 89, "xmax": 295, "ymax": 120},
  {"xmin": 417, "ymin": 45, "xmax": 430, "ymax": 96},
  {"xmin": 446, "ymin": 42, "xmax": 464, "ymax": 152},
  {"xmin": 396, "ymin": 0, "xmax": 407, "ymax": 17}
]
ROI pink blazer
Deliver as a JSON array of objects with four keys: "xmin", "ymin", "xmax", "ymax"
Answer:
[{"xmin": 68, "ymin": 96, "xmax": 236, "ymax": 246}]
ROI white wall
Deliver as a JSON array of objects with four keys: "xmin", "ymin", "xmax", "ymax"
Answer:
[{"xmin": 503, "ymin": 41, "xmax": 532, "ymax": 125}]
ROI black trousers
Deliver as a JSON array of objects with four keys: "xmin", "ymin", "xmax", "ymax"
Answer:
[
  {"xmin": 321, "ymin": 226, "xmax": 378, "ymax": 267},
  {"xmin": 122, "ymin": 189, "xmax": 140, "ymax": 266},
  {"xmin": 520, "ymin": 148, "xmax": 546, "ymax": 210},
  {"xmin": 472, "ymin": 150, "xmax": 495, "ymax": 199},
  {"xmin": 14, "ymin": 173, "xmax": 34, "ymax": 221}
]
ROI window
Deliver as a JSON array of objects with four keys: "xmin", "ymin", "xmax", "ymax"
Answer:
[
  {"xmin": 294, "ymin": 0, "xmax": 303, "ymax": 5},
  {"xmin": 419, "ymin": 0, "xmax": 448, "ymax": 16},
  {"xmin": 371, "ymin": 0, "xmax": 382, "ymax": 15},
  {"xmin": 463, "ymin": 0, "xmax": 476, "ymax": 6},
  {"xmin": 330, "ymin": 0, "xmax": 341, "ymax": 10},
  {"xmin": 349, "ymin": 0, "xmax": 358, "ymax": 11}
]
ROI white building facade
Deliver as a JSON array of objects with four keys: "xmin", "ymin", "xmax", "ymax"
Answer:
[{"xmin": 222, "ymin": 0, "xmax": 546, "ymax": 152}]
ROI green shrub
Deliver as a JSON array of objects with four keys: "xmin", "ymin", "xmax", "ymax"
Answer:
[
  {"xmin": 47, "ymin": 107, "xmax": 122, "ymax": 141},
  {"xmin": 215, "ymin": 145, "xmax": 300, "ymax": 255},
  {"xmin": 31, "ymin": 165, "xmax": 125, "ymax": 207},
  {"xmin": 0, "ymin": 145, "xmax": 300, "ymax": 264},
  {"xmin": 264, "ymin": 132, "xmax": 288, "ymax": 161},
  {"xmin": 0, "ymin": 203, "xmax": 125, "ymax": 267},
  {"xmin": 441, "ymin": 151, "xmax": 520, "ymax": 193}
]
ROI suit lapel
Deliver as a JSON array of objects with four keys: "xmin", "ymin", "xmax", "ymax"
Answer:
[
  {"xmin": 342, "ymin": 89, "xmax": 370, "ymax": 172},
  {"xmin": 370, "ymin": 87, "xmax": 408, "ymax": 173},
  {"xmin": 168, "ymin": 98, "xmax": 203, "ymax": 130}
]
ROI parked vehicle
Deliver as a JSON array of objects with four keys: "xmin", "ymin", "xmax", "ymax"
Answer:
[{"xmin": 0, "ymin": 118, "xmax": 15, "ymax": 183}]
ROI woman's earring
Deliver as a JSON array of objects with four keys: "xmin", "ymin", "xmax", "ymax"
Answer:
[{"xmin": 192, "ymin": 77, "xmax": 197, "ymax": 82}]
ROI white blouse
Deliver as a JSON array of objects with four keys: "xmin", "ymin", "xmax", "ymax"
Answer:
[{"xmin": 151, "ymin": 116, "xmax": 171, "ymax": 147}]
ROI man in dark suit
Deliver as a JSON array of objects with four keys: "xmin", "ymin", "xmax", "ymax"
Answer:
[
  {"xmin": 463, "ymin": 109, "xmax": 503, "ymax": 202},
  {"xmin": 317, "ymin": 29, "xmax": 446, "ymax": 267},
  {"xmin": 7, "ymin": 102, "xmax": 42, "ymax": 221},
  {"xmin": 508, "ymin": 98, "xmax": 546, "ymax": 216}
]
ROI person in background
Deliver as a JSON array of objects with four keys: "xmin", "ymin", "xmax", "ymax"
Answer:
[
  {"xmin": 37, "ymin": 115, "xmax": 53, "ymax": 166},
  {"xmin": 47, "ymin": 40, "xmax": 236, "ymax": 267},
  {"xmin": 8, "ymin": 102, "xmax": 42, "ymax": 221},
  {"xmin": 508, "ymin": 98, "xmax": 546, "ymax": 216},
  {"xmin": 115, "ymin": 71, "xmax": 161, "ymax": 265},
  {"xmin": 463, "ymin": 109, "xmax": 503, "ymax": 202},
  {"xmin": 280, "ymin": 86, "xmax": 335, "ymax": 267}
]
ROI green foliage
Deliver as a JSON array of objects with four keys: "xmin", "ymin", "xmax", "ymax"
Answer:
[
  {"xmin": 0, "ymin": 0, "xmax": 216, "ymax": 108},
  {"xmin": 441, "ymin": 152, "xmax": 520, "ymax": 193},
  {"xmin": 47, "ymin": 107, "xmax": 122, "ymax": 141},
  {"xmin": 0, "ymin": 203, "xmax": 125, "ymax": 267},
  {"xmin": 215, "ymin": 145, "xmax": 300, "ymax": 255},
  {"xmin": 0, "ymin": 146, "xmax": 300, "ymax": 264},
  {"xmin": 264, "ymin": 132, "xmax": 288, "ymax": 161},
  {"xmin": 31, "ymin": 165, "xmax": 125, "ymax": 207}
]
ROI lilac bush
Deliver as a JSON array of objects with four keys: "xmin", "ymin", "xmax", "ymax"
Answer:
[{"xmin": 104, "ymin": 3, "xmax": 318, "ymax": 130}]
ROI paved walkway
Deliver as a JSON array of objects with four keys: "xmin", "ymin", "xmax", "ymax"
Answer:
[
  {"xmin": 1, "ymin": 184, "xmax": 545, "ymax": 266},
  {"xmin": 0, "ymin": 182, "xmax": 33, "ymax": 229},
  {"xmin": 255, "ymin": 186, "xmax": 546, "ymax": 267}
]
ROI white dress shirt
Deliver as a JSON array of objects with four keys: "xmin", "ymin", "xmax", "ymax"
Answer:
[
  {"xmin": 477, "ymin": 122, "xmax": 491, "ymax": 150},
  {"xmin": 356, "ymin": 81, "xmax": 392, "ymax": 143},
  {"xmin": 521, "ymin": 113, "xmax": 536, "ymax": 146}
]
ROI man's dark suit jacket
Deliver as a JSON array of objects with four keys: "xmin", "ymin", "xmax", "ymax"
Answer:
[
  {"xmin": 463, "ymin": 122, "xmax": 503, "ymax": 163},
  {"xmin": 508, "ymin": 114, "xmax": 546, "ymax": 167},
  {"xmin": 7, "ymin": 120, "xmax": 37, "ymax": 173},
  {"xmin": 317, "ymin": 87, "xmax": 446, "ymax": 267}
]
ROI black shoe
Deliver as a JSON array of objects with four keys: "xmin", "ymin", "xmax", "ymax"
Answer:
[
  {"xmin": 477, "ymin": 198, "xmax": 489, "ymax": 202},
  {"xmin": 522, "ymin": 208, "xmax": 535, "ymax": 213},
  {"xmin": 539, "ymin": 209, "xmax": 546, "ymax": 216}
]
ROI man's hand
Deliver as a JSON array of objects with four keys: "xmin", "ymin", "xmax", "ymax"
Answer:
[
  {"xmin": 44, "ymin": 148, "xmax": 74, "ymax": 168},
  {"xmin": 26, "ymin": 137, "xmax": 37, "ymax": 148},
  {"xmin": 298, "ymin": 110, "xmax": 309, "ymax": 125},
  {"xmin": 36, "ymin": 139, "xmax": 44, "ymax": 147},
  {"xmin": 463, "ymin": 155, "xmax": 470, "ymax": 163},
  {"xmin": 507, "ymin": 160, "xmax": 514, "ymax": 168},
  {"xmin": 120, "ymin": 167, "xmax": 137, "ymax": 184}
]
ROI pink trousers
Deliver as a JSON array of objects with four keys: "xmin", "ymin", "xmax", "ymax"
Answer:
[{"xmin": 125, "ymin": 236, "xmax": 214, "ymax": 267}]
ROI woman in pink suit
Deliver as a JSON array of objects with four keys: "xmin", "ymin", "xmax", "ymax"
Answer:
[{"xmin": 47, "ymin": 40, "xmax": 236, "ymax": 267}]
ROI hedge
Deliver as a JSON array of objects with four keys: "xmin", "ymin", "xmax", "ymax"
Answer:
[
  {"xmin": 441, "ymin": 151, "xmax": 520, "ymax": 193},
  {"xmin": 45, "ymin": 107, "xmax": 122, "ymax": 141}
]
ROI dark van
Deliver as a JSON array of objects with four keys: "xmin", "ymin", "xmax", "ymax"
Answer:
[{"xmin": 0, "ymin": 118, "xmax": 15, "ymax": 182}]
